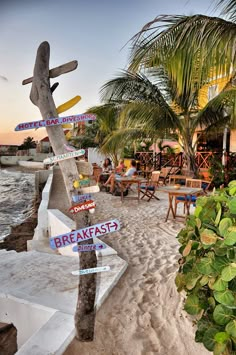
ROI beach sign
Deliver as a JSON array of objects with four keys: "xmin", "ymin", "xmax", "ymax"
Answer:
[
  {"xmin": 56, "ymin": 95, "xmax": 81, "ymax": 114},
  {"xmin": 49, "ymin": 219, "xmax": 120, "ymax": 249},
  {"xmin": 69, "ymin": 200, "xmax": 96, "ymax": 214},
  {"xmin": 81, "ymin": 185, "xmax": 100, "ymax": 194},
  {"xmin": 43, "ymin": 149, "xmax": 85, "ymax": 164},
  {"xmin": 72, "ymin": 243, "xmax": 107, "ymax": 252},
  {"xmin": 15, "ymin": 113, "xmax": 96, "ymax": 131},
  {"xmin": 72, "ymin": 266, "xmax": 110, "ymax": 276},
  {"xmin": 72, "ymin": 193, "xmax": 92, "ymax": 203}
]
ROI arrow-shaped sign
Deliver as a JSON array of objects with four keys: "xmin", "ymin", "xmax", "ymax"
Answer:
[
  {"xmin": 80, "ymin": 185, "xmax": 100, "ymax": 194},
  {"xmin": 72, "ymin": 266, "xmax": 110, "ymax": 276},
  {"xmin": 15, "ymin": 113, "xmax": 96, "ymax": 131},
  {"xmin": 49, "ymin": 219, "xmax": 120, "ymax": 249},
  {"xmin": 43, "ymin": 149, "xmax": 85, "ymax": 164},
  {"xmin": 69, "ymin": 200, "xmax": 96, "ymax": 214},
  {"xmin": 72, "ymin": 193, "xmax": 92, "ymax": 203},
  {"xmin": 72, "ymin": 243, "xmax": 107, "ymax": 252}
]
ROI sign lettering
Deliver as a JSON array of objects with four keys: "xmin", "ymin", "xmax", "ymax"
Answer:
[
  {"xmin": 72, "ymin": 266, "xmax": 110, "ymax": 275},
  {"xmin": 15, "ymin": 113, "xmax": 96, "ymax": 131},
  {"xmin": 49, "ymin": 219, "xmax": 120, "ymax": 249},
  {"xmin": 43, "ymin": 149, "xmax": 85, "ymax": 164},
  {"xmin": 72, "ymin": 194, "xmax": 92, "ymax": 203},
  {"xmin": 69, "ymin": 200, "xmax": 96, "ymax": 214},
  {"xmin": 72, "ymin": 243, "xmax": 106, "ymax": 252}
]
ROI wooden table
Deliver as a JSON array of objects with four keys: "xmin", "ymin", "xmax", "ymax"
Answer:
[
  {"xmin": 117, "ymin": 177, "xmax": 147, "ymax": 202},
  {"xmin": 157, "ymin": 186, "xmax": 203, "ymax": 221}
]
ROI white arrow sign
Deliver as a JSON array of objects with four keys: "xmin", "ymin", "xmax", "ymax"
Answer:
[
  {"xmin": 72, "ymin": 266, "xmax": 110, "ymax": 276},
  {"xmin": 49, "ymin": 219, "xmax": 120, "ymax": 249},
  {"xmin": 15, "ymin": 113, "xmax": 96, "ymax": 131},
  {"xmin": 43, "ymin": 149, "xmax": 85, "ymax": 164},
  {"xmin": 81, "ymin": 185, "xmax": 100, "ymax": 194},
  {"xmin": 72, "ymin": 243, "xmax": 107, "ymax": 252}
]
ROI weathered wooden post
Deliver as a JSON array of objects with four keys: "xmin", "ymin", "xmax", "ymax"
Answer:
[{"xmin": 23, "ymin": 41, "xmax": 97, "ymax": 341}]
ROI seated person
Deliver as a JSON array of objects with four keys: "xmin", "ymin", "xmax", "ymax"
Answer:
[
  {"xmin": 99, "ymin": 158, "xmax": 113, "ymax": 184},
  {"xmin": 115, "ymin": 159, "xmax": 126, "ymax": 174},
  {"xmin": 104, "ymin": 159, "xmax": 137, "ymax": 193}
]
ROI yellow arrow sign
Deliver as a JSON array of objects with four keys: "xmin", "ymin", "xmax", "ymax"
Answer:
[{"xmin": 57, "ymin": 95, "xmax": 81, "ymax": 129}]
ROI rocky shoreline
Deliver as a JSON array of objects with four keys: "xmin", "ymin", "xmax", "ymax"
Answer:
[{"xmin": 0, "ymin": 182, "xmax": 44, "ymax": 253}]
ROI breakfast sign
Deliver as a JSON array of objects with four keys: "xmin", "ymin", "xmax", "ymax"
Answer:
[
  {"xmin": 49, "ymin": 219, "xmax": 120, "ymax": 249},
  {"xmin": 15, "ymin": 113, "xmax": 96, "ymax": 131}
]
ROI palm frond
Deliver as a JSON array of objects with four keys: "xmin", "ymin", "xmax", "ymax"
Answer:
[
  {"xmin": 217, "ymin": 0, "xmax": 236, "ymax": 22},
  {"xmin": 129, "ymin": 14, "xmax": 236, "ymax": 89}
]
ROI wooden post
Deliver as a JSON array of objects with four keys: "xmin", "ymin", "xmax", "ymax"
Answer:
[{"xmin": 26, "ymin": 41, "xmax": 97, "ymax": 341}]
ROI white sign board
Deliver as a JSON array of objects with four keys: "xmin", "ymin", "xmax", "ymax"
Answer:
[
  {"xmin": 72, "ymin": 266, "xmax": 110, "ymax": 275},
  {"xmin": 43, "ymin": 149, "xmax": 85, "ymax": 164}
]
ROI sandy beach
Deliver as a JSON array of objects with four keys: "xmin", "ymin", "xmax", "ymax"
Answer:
[{"xmin": 64, "ymin": 189, "xmax": 209, "ymax": 355}]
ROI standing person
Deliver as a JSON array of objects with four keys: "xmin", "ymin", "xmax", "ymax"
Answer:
[{"xmin": 104, "ymin": 159, "xmax": 137, "ymax": 193}]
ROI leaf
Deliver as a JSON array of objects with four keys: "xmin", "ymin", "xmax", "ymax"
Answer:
[
  {"xmin": 229, "ymin": 199, "xmax": 236, "ymax": 215},
  {"xmin": 213, "ymin": 290, "xmax": 235, "ymax": 307},
  {"xmin": 215, "ymin": 207, "xmax": 222, "ymax": 226},
  {"xmin": 175, "ymin": 273, "xmax": 185, "ymax": 292},
  {"xmin": 214, "ymin": 332, "xmax": 230, "ymax": 344},
  {"xmin": 184, "ymin": 294, "xmax": 202, "ymax": 315},
  {"xmin": 197, "ymin": 257, "xmax": 214, "ymax": 275},
  {"xmin": 219, "ymin": 218, "xmax": 233, "ymax": 237},
  {"xmin": 195, "ymin": 205, "xmax": 202, "ymax": 217},
  {"xmin": 213, "ymin": 304, "xmax": 233, "ymax": 325},
  {"xmin": 202, "ymin": 328, "xmax": 219, "ymax": 351},
  {"xmin": 200, "ymin": 229, "xmax": 217, "ymax": 245},
  {"xmin": 228, "ymin": 180, "xmax": 236, "ymax": 188},
  {"xmin": 213, "ymin": 342, "xmax": 227, "ymax": 355},
  {"xmin": 185, "ymin": 273, "xmax": 201, "ymax": 290},
  {"xmin": 213, "ymin": 278, "xmax": 228, "ymax": 292},
  {"xmin": 225, "ymin": 320, "xmax": 236, "ymax": 338},
  {"xmin": 200, "ymin": 275, "xmax": 209, "ymax": 286},
  {"xmin": 221, "ymin": 263, "xmax": 236, "ymax": 282},
  {"xmin": 213, "ymin": 256, "xmax": 230, "ymax": 273},
  {"xmin": 229, "ymin": 187, "xmax": 236, "ymax": 196},
  {"xmin": 183, "ymin": 240, "xmax": 192, "ymax": 257},
  {"xmin": 224, "ymin": 231, "xmax": 236, "ymax": 246}
]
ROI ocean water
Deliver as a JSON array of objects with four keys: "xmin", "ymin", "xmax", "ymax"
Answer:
[{"xmin": 0, "ymin": 167, "xmax": 35, "ymax": 240}]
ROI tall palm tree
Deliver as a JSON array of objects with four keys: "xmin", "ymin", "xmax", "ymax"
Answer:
[{"xmin": 101, "ymin": 67, "xmax": 228, "ymax": 176}]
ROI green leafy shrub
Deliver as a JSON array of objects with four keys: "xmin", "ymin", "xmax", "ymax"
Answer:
[{"xmin": 176, "ymin": 181, "xmax": 236, "ymax": 354}]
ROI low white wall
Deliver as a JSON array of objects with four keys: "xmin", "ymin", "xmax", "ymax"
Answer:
[
  {"xmin": 0, "ymin": 294, "xmax": 55, "ymax": 349},
  {"xmin": 87, "ymin": 148, "xmax": 106, "ymax": 166},
  {"xmin": 0, "ymin": 156, "xmax": 31, "ymax": 166}
]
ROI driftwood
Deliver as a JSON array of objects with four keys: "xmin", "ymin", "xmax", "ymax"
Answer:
[
  {"xmin": 22, "ymin": 60, "xmax": 78, "ymax": 85},
  {"xmin": 27, "ymin": 41, "xmax": 97, "ymax": 341}
]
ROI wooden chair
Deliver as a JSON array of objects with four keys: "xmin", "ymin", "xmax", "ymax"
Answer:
[
  {"xmin": 169, "ymin": 175, "xmax": 189, "ymax": 186},
  {"xmin": 139, "ymin": 171, "xmax": 160, "ymax": 201},
  {"xmin": 174, "ymin": 178, "xmax": 203, "ymax": 215}
]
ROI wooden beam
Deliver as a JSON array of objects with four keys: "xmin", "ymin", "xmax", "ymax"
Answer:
[{"xmin": 22, "ymin": 60, "xmax": 78, "ymax": 85}]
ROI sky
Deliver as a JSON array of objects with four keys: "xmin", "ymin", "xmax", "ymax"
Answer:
[{"xmin": 0, "ymin": 0, "xmax": 219, "ymax": 145}]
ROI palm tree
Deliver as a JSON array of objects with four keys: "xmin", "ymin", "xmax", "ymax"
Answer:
[{"xmin": 101, "ymin": 68, "xmax": 228, "ymax": 176}]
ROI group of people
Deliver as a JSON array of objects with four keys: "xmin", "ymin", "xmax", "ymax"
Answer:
[{"xmin": 99, "ymin": 158, "xmax": 137, "ymax": 194}]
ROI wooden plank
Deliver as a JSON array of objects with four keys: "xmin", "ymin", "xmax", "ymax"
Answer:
[
  {"xmin": 72, "ymin": 266, "xmax": 110, "ymax": 275},
  {"xmin": 43, "ymin": 149, "xmax": 85, "ymax": 164},
  {"xmin": 73, "ymin": 243, "xmax": 107, "ymax": 252},
  {"xmin": 22, "ymin": 60, "xmax": 78, "ymax": 85}
]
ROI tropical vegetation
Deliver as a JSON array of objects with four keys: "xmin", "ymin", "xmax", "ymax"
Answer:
[
  {"xmin": 176, "ymin": 182, "xmax": 236, "ymax": 354},
  {"xmin": 85, "ymin": 0, "xmax": 236, "ymax": 177}
]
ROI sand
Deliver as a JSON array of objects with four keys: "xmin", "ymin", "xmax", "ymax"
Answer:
[{"xmin": 64, "ymin": 189, "xmax": 209, "ymax": 355}]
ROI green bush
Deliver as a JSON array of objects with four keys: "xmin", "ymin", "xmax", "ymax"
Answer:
[{"xmin": 176, "ymin": 181, "xmax": 236, "ymax": 354}]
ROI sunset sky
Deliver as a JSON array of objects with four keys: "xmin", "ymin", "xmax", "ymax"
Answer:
[{"xmin": 0, "ymin": 0, "xmax": 218, "ymax": 145}]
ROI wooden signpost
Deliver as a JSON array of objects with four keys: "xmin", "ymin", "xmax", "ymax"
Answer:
[
  {"xmin": 69, "ymin": 200, "xmax": 96, "ymax": 214},
  {"xmin": 81, "ymin": 185, "xmax": 100, "ymax": 194},
  {"xmin": 49, "ymin": 219, "xmax": 120, "ymax": 249},
  {"xmin": 22, "ymin": 41, "xmax": 97, "ymax": 341},
  {"xmin": 43, "ymin": 149, "xmax": 85, "ymax": 165},
  {"xmin": 15, "ymin": 113, "xmax": 96, "ymax": 131},
  {"xmin": 72, "ymin": 266, "xmax": 110, "ymax": 276},
  {"xmin": 72, "ymin": 243, "xmax": 107, "ymax": 252}
]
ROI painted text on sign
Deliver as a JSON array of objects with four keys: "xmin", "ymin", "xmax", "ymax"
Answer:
[
  {"xmin": 69, "ymin": 200, "xmax": 96, "ymax": 214},
  {"xmin": 72, "ymin": 243, "xmax": 107, "ymax": 252},
  {"xmin": 43, "ymin": 149, "xmax": 85, "ymax": 164},
  {"xmin": 72, "ymin": 266, "xmax": 110, "ymax": 275},
  {"xmin": 15, "ymin": 113, "xmax": 96, "ymax": 131},
  {"xmin": 49, "ymin": 219, "xmax": 120, "ymax": 249}
]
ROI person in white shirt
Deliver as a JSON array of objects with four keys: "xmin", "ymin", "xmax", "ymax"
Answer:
[{"xmin": 104, "ymin": 159, "xmax": 137, "ymax": 194}]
